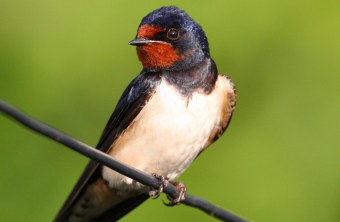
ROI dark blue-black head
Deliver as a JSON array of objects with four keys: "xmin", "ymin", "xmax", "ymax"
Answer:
[{"xmin": 129, "ymin": 6, "xmax": 210, "ymax": 71}]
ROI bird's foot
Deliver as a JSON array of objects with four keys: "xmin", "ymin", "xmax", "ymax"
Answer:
[
  {"xmin": 149, "ymin": 174, "xmax": 169, "ymax": 199},
  {"xmin": 164, "ymin": 181, "xmax": 186, "ymax": 206}
]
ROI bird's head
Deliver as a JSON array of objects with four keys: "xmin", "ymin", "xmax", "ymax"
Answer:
[{"xmin": 129, "ymin": 6, "xmax": 210, "ymax": 72}]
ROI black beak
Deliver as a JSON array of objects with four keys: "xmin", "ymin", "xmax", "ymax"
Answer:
[{"xmin": 129, "ymin": 38, "xmax": 167, "ymax": 46}]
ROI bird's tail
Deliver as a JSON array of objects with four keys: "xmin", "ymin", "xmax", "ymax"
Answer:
[
  {"xmin": 54, "ymin": 161, "xmax": 149, "ymax": 222},
  {"xmin": 55, "ymin": 177, "xmax": 149, "ymax": 222}
]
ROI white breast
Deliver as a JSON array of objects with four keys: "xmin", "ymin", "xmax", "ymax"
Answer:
[{"xmin": 102, "ymin": 75, "xmax": 232, "ymax": 191}]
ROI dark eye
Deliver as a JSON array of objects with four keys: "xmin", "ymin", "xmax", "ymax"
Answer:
[{"xmin": 166, "ymin": 28, "xmax": 180, "ymax": 40}]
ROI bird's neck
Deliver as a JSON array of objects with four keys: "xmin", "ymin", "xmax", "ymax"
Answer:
[{"xmin": 159, "ymin": 58, "xmax": 218, "ymax": 96}]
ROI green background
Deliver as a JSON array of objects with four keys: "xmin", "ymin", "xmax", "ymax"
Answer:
[{"xmin": 0, "ymin": 0, "xmax": 339, "ymax": 221}]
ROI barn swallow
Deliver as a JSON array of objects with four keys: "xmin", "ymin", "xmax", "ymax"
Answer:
[{"xmin": 55, "ymin": 6, "xmax": 236, "ymax": 222}]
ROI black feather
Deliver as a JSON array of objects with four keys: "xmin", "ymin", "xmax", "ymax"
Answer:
[{"xmin": 54, "ymin": 71, "xmax": 161, "ymax": 221}]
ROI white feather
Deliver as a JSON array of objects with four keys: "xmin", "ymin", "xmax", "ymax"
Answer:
[{"xmin": 102, "ymin": 75, "xmax": 233, "ymax": 191}]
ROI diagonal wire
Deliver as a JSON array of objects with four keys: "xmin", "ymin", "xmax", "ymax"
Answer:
[{"xmin": 0, "ymin": 99, "xmax": 248, "ymax": 222}]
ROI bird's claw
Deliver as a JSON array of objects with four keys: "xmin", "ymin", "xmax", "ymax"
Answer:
[
  {"xmin": 163, "ymin": 181, "xmax": 186, "ymax": 206},
  {"xmin": 149, "ymin": 174, "xmax": 169, "ymax": 199}
]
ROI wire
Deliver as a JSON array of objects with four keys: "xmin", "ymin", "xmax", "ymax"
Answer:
[{"xmin": 0, "ymin": 99, "xmax": 248, "ymax": 222}]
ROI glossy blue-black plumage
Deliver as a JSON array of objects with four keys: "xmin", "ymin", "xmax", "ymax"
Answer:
[
  {"xmin": 55, "ymin": 6, "xmax": 216, "ymax": 222},
  {"xmin": 96, "ymin": 72, "xmax": 161, "ymax": 150},
  {"xmin": 139, "ymin": 6, "xmax": 210, "ymax": 71},
  {"xmin": 54, "ymin": 71, "xmax": 161, "ymax": 222}
]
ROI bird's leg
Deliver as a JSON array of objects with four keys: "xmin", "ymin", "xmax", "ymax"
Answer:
[
  {"xmin": 149, "ymin": 174, "xmax": 169, "ymax": 199},
  {"xmin": 164, "ymin": 181, "xmax": 186, "ymax": 206}
]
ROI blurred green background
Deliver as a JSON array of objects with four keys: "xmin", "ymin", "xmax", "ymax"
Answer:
[{"xmin": 0, "ymin": 0, "xmax": 339, "ymax": 221}]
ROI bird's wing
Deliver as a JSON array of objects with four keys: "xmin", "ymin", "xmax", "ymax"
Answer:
[{"xmin": 54, "ymin": 71, "xmax": 161, "ymax": 221}]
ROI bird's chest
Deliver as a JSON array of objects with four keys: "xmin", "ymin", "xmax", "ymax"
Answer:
[
  {"xmin": 141, "ymin": 81, "xmax": 221, "ymax": 174},
  {"xmin": 103, "ymin": 79, "xmax": 222, "ymax": 188}
]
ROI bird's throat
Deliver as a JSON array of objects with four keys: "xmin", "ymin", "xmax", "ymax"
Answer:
[{"xmin": 136, "ymin": 44, "xmax": 183, "ymax": 69}]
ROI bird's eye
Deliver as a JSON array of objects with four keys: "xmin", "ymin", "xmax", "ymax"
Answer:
[{"xmin": 166, "ymin": 28, "xmax": 180, "ymax": 40}]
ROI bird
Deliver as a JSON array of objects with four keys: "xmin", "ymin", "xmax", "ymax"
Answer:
[{"xmin": 54, "ymin": 6, "xmax": 236, "ymax": 222}]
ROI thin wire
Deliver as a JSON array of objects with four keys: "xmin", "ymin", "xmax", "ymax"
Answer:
[{"xmin": 0, "ymin": 99, "xmax": 248, "ymax": 222}]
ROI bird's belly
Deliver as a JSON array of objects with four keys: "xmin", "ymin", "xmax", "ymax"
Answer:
[{"xmin": 102, "ymin": 79, "xmax": 223, "ymax": 190}]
